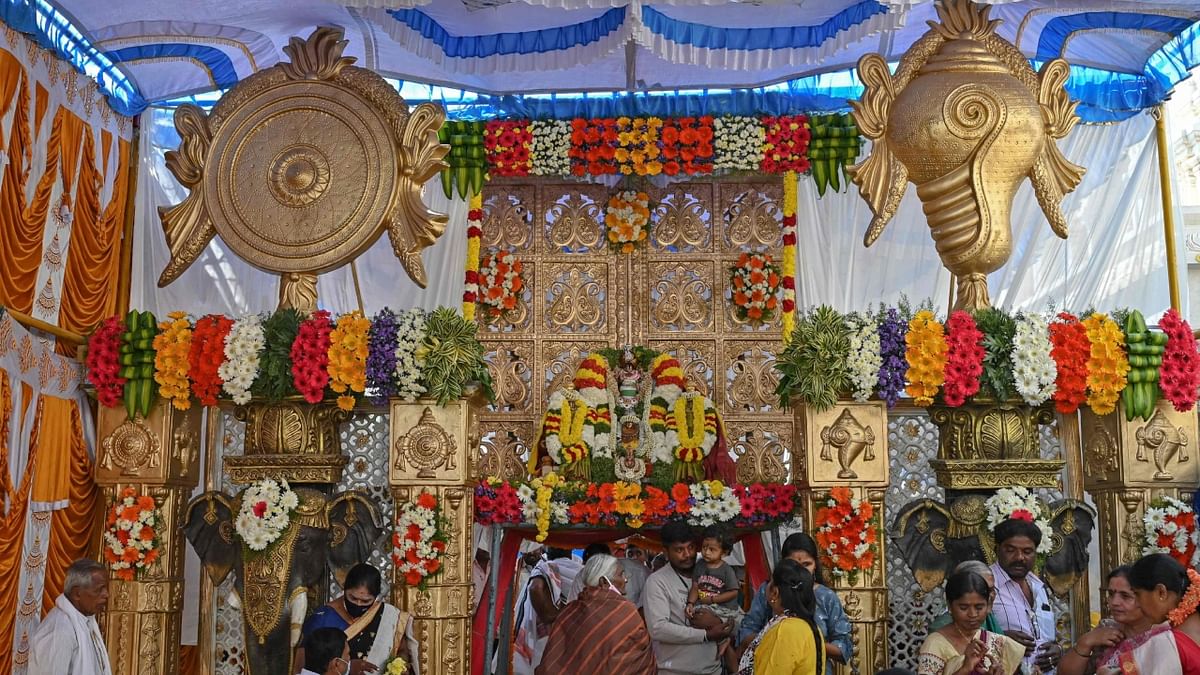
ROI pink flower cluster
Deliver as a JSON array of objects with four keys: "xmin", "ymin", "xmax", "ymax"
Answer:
[
  {"xmin": 1159, "ymin": 309, "xmax": 1200, "ymax": 412},
  {"xmin": 474, "ymin": 480, "xmax": 522, "ymax": 526},
  {"xmin": 735, "ymin": 483, "xmax": 797, "ymax": 525},
  {"xmin": 86, "ymin": 317, "xmax": 127, "ymax": 407},
  {"xmin": 942, "ymin": 310, "xmax": 985, "ymax": 407},
  {"xmin": 291, "ymin": 310, "xmax": 333, "ymax": 404}
]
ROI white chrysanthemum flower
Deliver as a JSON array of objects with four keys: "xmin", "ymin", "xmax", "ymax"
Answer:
[{"xmin": 1012, "ymin": 313, "xmax": 1057, "ymax": 406}]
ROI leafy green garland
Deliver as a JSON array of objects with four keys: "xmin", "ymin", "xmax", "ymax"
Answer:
[
  {"xmin": 774, "ymin": 306, "xmax": 851, "ymax": 411},
  {"xmin": 251, "ymin": 309, "xmax": 301, "ymax": 400},
  {"xmin": 973, "ymin": 308, "xmax": 1016, "ymax": 401},
  {"xmin": 418, "ymin": 307, "xmax": 495, "ymax": 406}
]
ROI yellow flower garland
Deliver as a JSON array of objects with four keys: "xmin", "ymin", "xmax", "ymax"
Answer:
[
  {"xmin": 558, "ymin": 396, "xmax": 589, "ymax": 463},
  {"xmin": 905, "ymin": 310, "xmax": 948, "ymax": 406},
  {"xmin": 463, "ymin": 192, "xmax": 483, "ymax": 322},
  {"xmin": 1082, "ymin": 312, "xmax": 1130, "ymax": 415},
  {"xmin": 674, "ymin": 394, "xmax": 707, "ymax": 450},
  {"xmin": 782, "ymin": 171, "xmax": 798, "ymax": 342},
  {"xmin": 328, "ymin": 311, "xmax": 371, "ymax": 411},
  {"xmin": 153, "ymin": 311, "xmax": 193, "ymax": 410},
  {"xmin": 532, "ymin": 472, "xmax": 560, "ymax": 542}
]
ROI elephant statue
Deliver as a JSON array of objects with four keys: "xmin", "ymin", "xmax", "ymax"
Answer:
[
  {"xmin": 186, "ymin": 486, "xmax": 385, "ymax": 675},
  {"xmin": 892, "ymin": 494, "xmax": 1095, "ymax": 598}
]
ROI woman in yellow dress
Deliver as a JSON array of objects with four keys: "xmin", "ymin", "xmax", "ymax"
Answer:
[
  {"xmin": 918, "ymin": 569, "xmax": 1025, "ymax": 675},
  {"xmin": 736, "ymin": 559, "xmax": 825, "ymax": 675}
]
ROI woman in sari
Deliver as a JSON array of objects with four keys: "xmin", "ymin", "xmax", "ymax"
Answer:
[
  {"xmin": 299, "ymin": 564, "xmax": 418, "ymax": 675},
  {"xmin": 736, "ymin": 559, "xmax": 825, "ymax": 675},
  {"xmin": 1110, "ymin": 553, "xmax": 1200, "ymax": 674},
  {"xmin": 1060, "ymin": 565, "xmax": 1162, "ymax": 675},
  {"xmin": 536, "ymin": 554, "xmax": 655, "ymax": 674},
  {"xmin": 917, "ymin": 570, "xmax": 1024, "ymax": 675}
]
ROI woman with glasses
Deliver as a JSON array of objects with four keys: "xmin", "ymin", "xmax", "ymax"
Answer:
[
  {"xmin": 298, "ymin": 563, "xmax": 419, "ymax": 675},
  {"xmin": 929, "ymin": 561, "xmax": 1003, "ymax": 635}
]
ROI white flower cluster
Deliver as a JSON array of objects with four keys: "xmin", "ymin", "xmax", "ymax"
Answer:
[
  {"xmin": 714, "ymin": 116, "xmax": 764, "ymax": 172},
  {"xmin": 395, "ymin": 492, "xmax": 441, "ymax": 577},
  {"xmin": 395, "ymin": 309, "xmax": 427, "ymax": 401},
  {"xmin": 1143, "ymin": 496, "xmax": 1200, "ymax": 562},
  {"xmin": 847, "ymin": 312, "xmax": 882, "ymax": 402},
  {"xmin": 479, "ymin": 250, "xmax": 522, "ymax": 316},
  {"xmin": 607, "ymin": 190, "xmax": 650, "ymax": 245},
  {"xmin": 219, "ymin": 314, "xmax": 265, "ymax": 405},
  {"xmin": 104, "ymin": 493, "xmax": 158, "ymax": 574},
  {"xmin": 235, "ymin": 478, "xmax": 299, "ymax": 552},
  {"xmin": 687, "ymin": 481, "xmax": 741, "ymax": 527},
  {"xmin": 531, "ymin": 120, "xmax": 571, "ymax": 177},
  {"xmin": 1012, "ymin": 313, "xmax": 1057, "ymax": 406},
  {"xmin": 984, "ymin": 486, "xmax": 1053, "ymax": 554}
]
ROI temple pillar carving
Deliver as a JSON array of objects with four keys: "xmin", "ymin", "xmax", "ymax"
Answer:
[
  {"xmin": 389, "ymin": 397, "xmax": 482, "ymax": 675},
  {"xmin": 94, "ymin": 401, "xmax": 203, "ymax": 675}
]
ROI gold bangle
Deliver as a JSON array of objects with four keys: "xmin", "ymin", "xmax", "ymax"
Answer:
[{"xmin": 1072, "ymin": 645, "xmax": 1092, "ymax": 658}]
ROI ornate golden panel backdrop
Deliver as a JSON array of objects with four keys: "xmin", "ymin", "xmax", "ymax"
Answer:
[{"xmin": 475, "ymin": 178, "xmax": 793, "ymax": 480}]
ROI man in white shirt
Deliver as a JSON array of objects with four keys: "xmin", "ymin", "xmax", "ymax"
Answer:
[
  {"xmin": 29, "ymin": 558, "xmax": 112, "ymax": 675},
  {"xmin": 989, "ymin": 517, "xmax": 1062, "ymax": 675}
]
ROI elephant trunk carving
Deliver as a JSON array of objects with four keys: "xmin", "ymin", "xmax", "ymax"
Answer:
[{"xmin": 185, "ymin": 488, "xmax": 384, "ymax": 675}]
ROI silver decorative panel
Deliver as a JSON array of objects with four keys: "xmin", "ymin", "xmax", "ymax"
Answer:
[{"xmin": 215, "ymin": 411, "xmax": 246, "ymax": 675}]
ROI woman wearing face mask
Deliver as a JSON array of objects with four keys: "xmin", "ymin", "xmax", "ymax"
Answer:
[
  {"xmin": 736, "ymin": 558, "xmax": 825, "ymax": 674},
  {"xmin": 1109, "ymin": 553, "xmax": 1200, "ymax": 674},
  {"xmin": 300, "ymin": 628, "xmax": 352, "ymax": 675},
  {"xmin": 1059, "ymin": 566, "xmax": 1159, "ymax": 675},
  {"xmin": 298, "ymin": 564, "xmax": 419, "ymax": 675},
  {"xmin": 917, "ymin": 570, "xmax": 1024, "ymax": 675},
  {"xmin": 535, "ymin": 553, "xmax": 656, "ymax": 674}
]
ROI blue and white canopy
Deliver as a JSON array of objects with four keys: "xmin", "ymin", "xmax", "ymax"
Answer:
[{"xmin": 6, "ymin": 0, "xmax": 1200, "ymax": 120}]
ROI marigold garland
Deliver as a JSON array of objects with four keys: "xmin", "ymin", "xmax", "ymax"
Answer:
[
  {"xmin": 463, "ymin": 192, "xmax": 483, "ymax": 322},
  {"xmin": 904, "ymin": 310, "xmax": 947, "ymax": 406},
  {"xmin": 327, "ymin": 311, "xmax": 371, "ymax": 411},
  {"xmin": 103, "ymin": 487, "xmax": 160, "ymax": 581},
  {"xmin": 188, "ymin": 314, "xmax": 233, "ymax": 407},
  {"xmin": 153, "ymin": 311, "xmax": 193, "ymax": 410},
  {"xmin": 1169, "ymin": 568, "xmax": 1200, "ymax": 627},
  {"xmin": 942, "ymin": 310, "xmax": 985, "ymax": 407},
  {"xmin": 781, "ymin": 171, "xmax": 798, "ymax": 340},
  {"xmin": 1049, "ymin": 312, "xmax": 1091, "ymax": 414},
  {"xmin": 291, "ymin": 310, "xmax": 333, "ymax": 405},
  {"xmin": 615, "ymin": 116, "xmax": 663, "ymax": 176},
  {"xmin": 484, "ymin": 120, "xmax": 532, "ymax": 177},
  {"xmin": 1159, "ymin": 309, "xmax": 1200, "ymax": 412},
  {"xmin": 1081, "ymin": 313, "xmax": 1129, "ymax": 416},
  {"xmin": 730, "ymin": 252, "xmax": 780, "ymax": 323},
  {"xmin": 478, "ymin": 250, "xmax": 525, "ymax": 321},
  {"xmin": 86, "ymin": 316, "xmax": 127, "ymax": 407},
  {"xmin": 605, "ymin": 190, "xmax": 651, "ymax": 253}
]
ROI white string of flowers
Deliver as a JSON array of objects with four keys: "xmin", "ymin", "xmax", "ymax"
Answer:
[
  {"xmin": 219, "ymin": 314, "xmax": 265, "ymax": 405},
  {"xmin": 1011, "ymin": 312, "xmax": 1058, "ymax": 406},
  {"xmin": 395, "ymin": 309, "xmax": 427, "ymax": 401}
]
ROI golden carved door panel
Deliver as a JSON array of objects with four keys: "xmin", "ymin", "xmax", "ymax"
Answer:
[{"xmin": 476, "ymin": 178, "xmax": 792, "ymax": 481}]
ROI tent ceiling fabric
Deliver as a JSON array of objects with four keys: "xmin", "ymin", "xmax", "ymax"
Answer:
[{"xmin": 42, "ymin": 0, "xmax": 1200, "ymax": 111}]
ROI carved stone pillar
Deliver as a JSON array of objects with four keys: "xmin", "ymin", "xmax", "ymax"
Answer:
[
  {"xmin": 94, "ymin": 401, "xmax": 203, "ymax": 675},
  {"xmin": 795, "ymin": 399, "xmax": 889, "ymax": 675},
  {"xmin": 1081, "ymin": 400, "xmax": 1199, "ymax": 577},
  {"xmin": 389, "ymin": 398, "xmax": 481, "ymax": 675}
]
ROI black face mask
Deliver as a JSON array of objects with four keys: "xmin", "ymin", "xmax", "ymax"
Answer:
[{"xmin": 345, "ymin": 599, "xmax": 372, "ymax": 618}]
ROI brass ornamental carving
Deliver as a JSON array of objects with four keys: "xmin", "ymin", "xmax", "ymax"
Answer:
[
  {"xmin": 821, "ymin": 408, "xmax": 876, "ymax": 480},
  {"xmin": 394, "ymin": 407, "xmax": 458, "ymax": 478},
  {"xmin": 157, "ymin": 27, "xmax": 449, "ymax": 311},
  {"xmin": 101, "ymin": 417, "xmax": 162, "ymax": 475},
  {"xmin": 1135, "ymin": 409, "xmax": 1190, "ymax": 480}
]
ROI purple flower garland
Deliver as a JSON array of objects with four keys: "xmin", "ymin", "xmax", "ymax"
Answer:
[
  {"xmin": 877, "ymin": 308, "xmax": 908, "ymax": 408},
  {"xmin": 366, "ymin": 308, "xmax": 400, "ymax": 404}
]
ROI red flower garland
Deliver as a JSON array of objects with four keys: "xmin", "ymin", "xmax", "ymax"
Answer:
[
  {"xmin": 484, "ymin": 120, "xmax": 532, "ymax": 177},
  {"xmin": 291, "ymin": 310, "xmax": 333, "ymax": 404},
  {"xmin": 188, "ymin": 315, "xmax": 233, "ymax": 406},
  {"xmin": 86, "ymin": 316, "xmax": 127, "ymax": 407},
  {"xmin": 761, "ymin": 115, "xmax": 811, "ymax": 174},
  {"xmin": 941, "ymin": 310, "xmax": 985, "ymax": 406},
  {"xmin": 1159, "ymin": 308, "xmax": 1200, "ymax": 411},
  {"xmin": 661, "ymin": 116, "xmax": 714, "ymax": 176},
  {"xmin": 568, "ymin": 118, "xmax": 619, "ymax": 176},
  {"xmin": 1049, "ymin": 312, "xmax": 1091, "ymax": 414}
]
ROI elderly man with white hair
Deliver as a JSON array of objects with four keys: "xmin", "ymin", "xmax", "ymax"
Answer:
[
  {"xmin": 535, "ymin": 553, "xmax": 656, "ymax": 674},
  {"xmin": 29, "ymin": 558, "xmax": 112, "ymax": 675}
]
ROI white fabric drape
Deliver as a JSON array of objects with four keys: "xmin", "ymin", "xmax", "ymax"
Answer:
[
  {"xmin": 794, "ymin": 112, "xmax": 1185, "ymax": 319},
  {"xmin": 129, "ymin": 108, "xmax": 468, "ymax": 316}
]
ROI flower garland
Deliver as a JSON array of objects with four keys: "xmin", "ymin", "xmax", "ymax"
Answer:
[
  {"xmin": 605, "ymin": 190, "xmax": 651, "ymax": 254},
  {"xmin": 660, "ymin": 116, "xmax": 713, "ymax": 176},
  {"xmin": 218, "ymin": 314, "xmax": 264, "ymax": 405},
  {"xmin": 847, "ymin": 312, "xmax": 882, "ymax": 402},
  {"xmin": 366, "ymin": 309, "xmax": 400, "ymax": 403},
  {"xmin": 1142, "ymin": 496, "xmax": 1200, "ymax": 569},
  {"xmin": 86, "ymin": 316, "xmax": 127, "ymax": 407},
  {"xmin": 1169, "ymin": 568, "xmax": 1200, "ymax": 627},
  {"xmin": 876, "ymin": 308, "xmax": 909, "ymax": 408},
  {"xmin": 614, "ymin": 116, "xmax": 663, "ymax": 176},
  {"xmin": 730, "ymin": 252, "xmax": 780, "ymax": 323},
  {"xmin": 395, "ymin": 309, "xmax": 428, "ymax": 401},
  {"xmin": 687, "ymin": 480, "xmax": 741, "ymax": 527},
  {"xmin": 760, "ymin": 115, "xmax": 811, "ymax": 174},
  {"xmin": 103, "ymin": 487, "xmax": 160, "ymax": 581},
  {"xmin": 905, "ymin": 310, "xmax": 947, "ymax": 406},
  {"xmin": 734, "ymin": 484, "xmax": 797, "ymax": 527},
  {"xmin": 1082, "ymin": 313, "xmax": 1129, "ymax": 416},
  {"xmin": 235, "ymin": 478, "xmax": 299, "ymax": 552},
  {"xmin": 478, "ymin": 250, "xmax": 525, "ymax": 321},
  {"xmin": 189, "ymin": 314, "xmax": 233, "ymax": 407},
  {"xmin": 542, "ymin": 388, "xmax": 592, "ymax": 466},
  {"xmin": 463, "ymin": 193, "xmax": 483, "ymax": 322},
  {"xmin": 574, "ymin": 353, "xmax": 613, "ymax": 457},
  {"xmin": 984, "ymin": 487, "xmax": 1053, "ymax": 554},
  {"xmin": 484, "ymin": 120, "xmax": 532, "ymax": 177},
  {"xmin": 475, "ymin": 477, "xmax": 523, "ymax": 526},
  {"xmin": 569, "ymin": 118, "xmax": 619, "ymax": 176},
  {"xmin": 666, "ymin": 391, "xmax": 717, "ymax": 481},
  {"xmin": 291, "ymin": 310, "xmax": 333, "ymax": 405},
  {"xmin": 814, "ymin": 487, "xmax": 876, "ymax": 584},
  {"xmin": 781, "ymin": 172, "xmax": 798, "ymax": 340},
  {"xmin": 153, "ymin": 311, "xmax": 193, "ymax": 410},
  {"xmin": 1159, "ymin": 309, "xmax": 1200, "ymax": 412},
  {"xmin": 531, "ymin": 120, "xmax": 571, "ymax": 176},
  {"xmin": 714, "ymin": 116, "xmax": 764, "ymax": 172},
  {"xmin": 328, "ymin": 311, "xmax": 371, "ymax": 411},
  {"xmin": 531, "ymin": 472, "xmax": 561, "ymax": 542},
  {"xmin": 1011, "ymin": 312, "xmax": 1058, "ymax": 407},
  {"xmin": 942, "ymin": 310, "xmax": 985, "ymax": 407},
  {"xmin": 1049, "ymin": 312, "xmax": 1091, "ymax": 414},
  {"xmin": 392, "ymin": 489, "xmax": 449, "ymax": 587}
]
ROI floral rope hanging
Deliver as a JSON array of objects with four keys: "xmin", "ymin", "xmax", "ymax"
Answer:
[
  {"xmin": 781, "ymin": 172, "xmax": 798, "ymax": 340},
  {"xmin": 463, "ymin": 192, "xmax": 483, "ymax": 322}
]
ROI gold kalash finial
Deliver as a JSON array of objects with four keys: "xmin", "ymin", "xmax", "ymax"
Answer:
[
  {"xmin": 157, "ymin": 27, "xmax": 449, "ymax": 312},
  {"xmin": 849, "ymin": 0, "xmax": 1086, "ymax": 310}
]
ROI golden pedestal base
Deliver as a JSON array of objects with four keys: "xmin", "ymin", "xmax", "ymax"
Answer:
[{"xmin": 224, "ymin": 399, "xmax": 349, "ymax": 485}]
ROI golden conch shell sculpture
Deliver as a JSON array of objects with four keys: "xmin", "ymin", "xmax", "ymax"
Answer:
[
  {"xmin": 850, "ymin": 0, "xmax": 1086, "ymax": 310},
  {"xmin": 158, "ymin": 27, "xmax": 450, "ymax": 311}
]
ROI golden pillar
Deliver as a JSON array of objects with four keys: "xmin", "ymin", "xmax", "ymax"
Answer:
[
  {"xmin": 794, "ymin": 399, "xmax": 890, "ymax": 675},
  {"xmin": 94, "ymin": 401, "xmax": 203, "ymax": 675},
  {"xmin": 389, "ymin": 397, "xmax": 482, "ymax": 675},
  {"xmin": 1081, "ymin": 400, "xmax": 1199, "ymax": 577}
]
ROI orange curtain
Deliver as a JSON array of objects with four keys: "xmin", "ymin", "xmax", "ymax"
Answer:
[
  {"xmin": 0, "ymin": 54, "xmax": 37, "ymax": 313},
  {"xmin": 0, "ymin": 396, "xmax": 43, "ymax": 673},
  {"xmin": 41, "ymin": 399, "xmax": 101, "ymax": 613}
]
